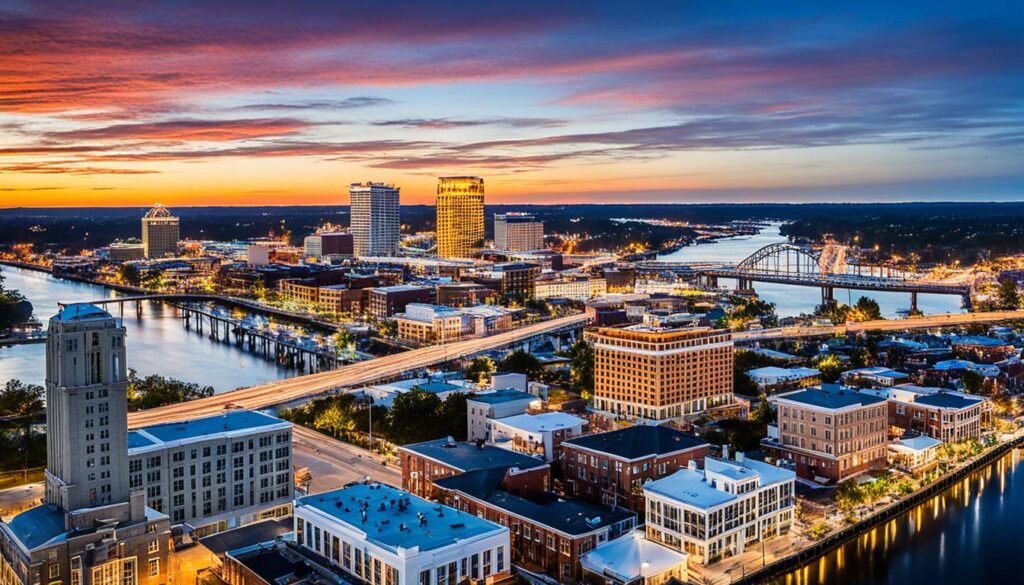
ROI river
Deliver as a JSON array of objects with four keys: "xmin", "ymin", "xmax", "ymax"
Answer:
[
  {"xmin": 0, "ymin": 266, "xmax": 295, "ymax": 391},
  {"xmin": 659, "ymin": 223, "xmax": 965, "ymax": 318},
  {"xmin": 771, "ymin": 448, "xmax": 1024, "ymax": 585}
]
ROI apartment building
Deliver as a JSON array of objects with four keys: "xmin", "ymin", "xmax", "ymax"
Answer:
[
  {"xmin": 494, "ymin": 213, "xmax": 544, "ymax": 252},
  {"xmin": 764, "ymin": 385, "xmax": 888, "ymax": 483},
  {"xmin": 588, "ymin": 325, "xmax": 734, "ymax": 420},
  {"xmin": 127, "ymin": 410, "xmax": 293, "ymax": 537},
  {"xmin": 467, "ymin": 389, "xmax": 538, "ymax": 442},
  {"xmin": 886, "ymin": 385, "xmax": 989, "ymax": 442},
  {"xmin": 368, "ymin": 285, "xmax": 434, "ymax": 319},
  {"xmin": 350, "ymin": 182, "xmax": 400, "ymax": 257},
  {"xmin": 562, "ymin": 425, "xmax": 710, "ymax": 511},
  {"xmin": 394, "ymin": 304, "xmax": 514, "ymax": 344},
  {"xmin": 534, "ymin": 276, "xmax": 607, "ymax": 301},
  {"xmin": 399, "ymin": 438, "xmax": 550, "ymax": 500},
  {"xmin": 487, "ymin": 412, "xmax": 586, "ymax": 462},
  {"xmin": 293, "ymin": 482, "xmax": 511, "ymax": 585},
  {"xmin": 643, "ymin": 457, "xmax": 795, "ymax": 565}
]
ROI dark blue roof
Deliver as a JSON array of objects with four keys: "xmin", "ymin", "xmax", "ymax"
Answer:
[
  {"xmin": 413, "ymin": 381, "xmax": 461, "ymax": 394},
  {"xmin": 6, "ymin": 505, "xmax": 67, "ymax": 550},
  {"xmin": 469, "ymin": 389, "xmax": 534, "ymax": 405},
  {"xmin": 563, "ymin": 425, "xmax": 707, "ymax": 460},
  {"xmin": 915, "ymin": 392, "xmax": 983, "ymax": 409},
  {"xmin": 400, "ymin": 438, "xmax": 545, "ymax": 473},
  {"xmin": 777, "ymin": 384, "xmax": 886, "ymax": 409},
  {"xmin": 135, "ymin": 410, "xmax": 287, "ymax": 444}
]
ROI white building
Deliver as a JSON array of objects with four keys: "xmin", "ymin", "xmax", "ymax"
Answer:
[
  {"xmin": 643, "ymin": 456, "xmax": 795, "ymax": 565},
  {"xmin": 487, "ymin": 412, "xmax": 586, "ymax": 462},
  {"xmin": 128, "ymin": 410, "xmax": 293, "ymax": 537},
  {"xmin": 466, "ymin": 389, "xmax": 538, "ymax": 442},
  {"xmin": 580, "ymin": 529, "xmax": 688, "ymax": 585},
  {"xmin": 293, "ymin": 482, "xmax": 511, "ymax": 585},
  {"xmin": 304, "ymin": 235, "xmax": 323, "ymax": 260},
  {"xmin": 534, "ymin": 276, "xmax": 607, "ymax": 301},
  {"xmin": 747, "ymin": 366, "xmax": 820, "ymax": 391},
  {"xmin": 494, "ymin": 212, "xmax": 543, "ymax": 252},
  {"xmin": 350, "ymin": 182, "xmax": 400, "ymax": 257}
]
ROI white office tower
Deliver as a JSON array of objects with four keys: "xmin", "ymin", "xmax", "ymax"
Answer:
[{"xmin": 350, "ymin": 182, "xmax": 400, "ymax": 257}]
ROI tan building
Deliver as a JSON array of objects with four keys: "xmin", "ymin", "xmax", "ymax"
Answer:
[
  {"xmin": 395, "ymin": 303, "xmax": 514, "ymax": 344},
  {"xmin": 886, "ymin": 385, "xmax": 989, "ymax": 442},
  {"xmin": 588, "ymin": 325, "xmax": 734, "ymax": 420},
  {"xmin": 765, "ymin": 384, "xmax": 888, "ymax": 483},
  {"xmin": 534, "ymin": 276, "xmax": 606, "ymax": 301},
  {"xmin": 141, "ymin": 204, "xmax": 180, "ymax": 258},
  {"xmin": 436, "ymin": 176, "xmax": 484, "ymax": 259},
  {"xmin": 494, "ymin": 212, "xmax": 543, "ymax": 251}
]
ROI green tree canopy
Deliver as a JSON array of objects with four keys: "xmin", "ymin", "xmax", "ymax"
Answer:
[
  {"xmin": 0, "ymin": 380, "xmax": 44, "ymax": 417},
  {"xmin": 997, "ymin": 277, "xmax": 1021, "ymax": 309},
  {"xmin": 499, "ymin": 349, "xmax": 543, "ymax": 379},
  {"xmin": 386, "ymin": 389, "xmax": 443, "ymax": 445},
  {"xmin": 126, "ymin": 370, "xmax": 215, "ymax": 411},
  {"xmin": 466, "ymin": 356, "xmax": 497, "ymax": 385},
  {"xmin": 567, "ymin": 340, "xmax": 594, "ymax": 397}
]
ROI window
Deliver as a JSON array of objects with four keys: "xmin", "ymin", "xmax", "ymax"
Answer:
[
  {"xmin": 148, "ymin": 559, "xmax": 159, "ymax": 577},
  {"xmin": 148, "ymin": 540, "xmax": 159, "ymax": 554},
  {"xmin": 49, "ymin": 565, "xmax": 59, "ymax": 579}
]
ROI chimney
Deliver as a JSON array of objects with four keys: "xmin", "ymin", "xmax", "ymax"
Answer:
[
  {"xmin": 722, "ymin": 444, "xmax": 730, "ymax": 461},
  {"xmin": 687, "ymin": 460, "xmax": 698, "ymax": 472},
  {"xmin": 736, "ymin": 452, "xmax": 745, "ymax": 464}
]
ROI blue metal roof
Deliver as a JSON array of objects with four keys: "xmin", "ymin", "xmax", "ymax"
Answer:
[
  {"xmin": 127, "ymin": 431, "xmax": 157, "ymax": 449},
  {"xmin": 52, "ymin": 303, "xmax": 111, "ymax": 322},
  {"xmin": 469, "ymin": 389, "xmax": 535, "ymax": 405},
  {"xmin": 777, "ymin": 384, "xmax": 887, "ymax": 409},
  {"xmin": 296, "ymin": 483, "xmax": 504, "ymax": 553},
  {"xmin": 915, "ymin": 392, "xmax": 983, "ymax": 409},
  {"xmin": 136, "ymin": 410, "xmax": 286, "ymax": 444},
  {"xmin": 6, "ymin": 505, "xmax": 67, "ymax": 550}
]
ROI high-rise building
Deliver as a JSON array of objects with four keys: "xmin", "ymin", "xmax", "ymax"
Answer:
[
  {"xmin": 141, "ymin": 204, "xmax": 180, "ymax": 259},
  {"xmin": 436, "ymin": 176, "xmax": 484, "ymax": 259},
  {"xmin": 587, "ymin": 325, "xmax": 734, "ymax": 420},
  {"xmin": 349, "ymin": 182, "xmax": 400, "ymax": 257},
  {"xmin": 494, "ymin": 212, "xmax": 543, "ymax": 251},
  {"xmin": 0, "ymin": 304, "xmax": 170, "ymax": 585}
]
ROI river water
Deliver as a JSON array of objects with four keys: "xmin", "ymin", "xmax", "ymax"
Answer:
[
  {"xmin": 771, "ymin": 448, "xmax": 1024, "ymax": 585},
  {"xmin": 0, "ymin": 266, "xmax": 293, "ymax": 391},
  {"xmin": 659, "ymin": 224, "xmax": 965, "ymax": 318}
]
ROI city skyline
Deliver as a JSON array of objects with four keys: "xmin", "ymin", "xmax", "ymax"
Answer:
[{"xmin": 1, "ymin": 1, "xmax": 1022, "ymax": 207}]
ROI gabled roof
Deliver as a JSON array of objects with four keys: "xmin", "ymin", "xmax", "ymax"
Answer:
[{"xmin": 563, "ymin": 425, "xmax": 707, "ymax": 461}]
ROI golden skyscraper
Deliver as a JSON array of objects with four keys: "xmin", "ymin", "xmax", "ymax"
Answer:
[{"xmin": 436, "ymin": 176, "xmax": 484, "ymax": 259}]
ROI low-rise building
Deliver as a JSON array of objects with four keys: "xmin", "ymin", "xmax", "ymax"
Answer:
[
  {"xmin": 839, "ymin": 367, "xmax": 911, "ymax": 388},
  {"xmin": 534, "ymin": 276, "xmax": 607, "ymax": 301},
  {"xmin": 562, "ymin": 425, "xmax": 709, "ymax": 511},
  {"xmin": 951, "ymin": 335, "xmax": 1017, "ymax": 363},
  {"xmin": 746, "ymin": 366, "xmax": 820, "ymax": 394},
  {"xmin": 395, "ymin": 304, "xmax": 515, "ymax": 344},
  {"xmin": 765, "ymin": 385, "xmax": 888, "ymax": 483},
  {"xmin": 888, "ymin": 435, "xmax": 942, "ymax": 476},
  {"xmin": 127, "ymin": 410, "xmax": 293, "ymax": 537},
  {"xmin": 369, "ymin": 285, "xmax": 435, "ymax": 319},
  {"xmin": 467, "ymin": 390, "xmax": 538, "ymax": 442},
  {"xmin": 294, "ymin": 482, "xmax": 512, "ymax": 585},
  {"xmin": 487, "ymin": 412, "xmax": 586, "ymax": 462},
  {"xmin": 399, "ymin": 438, "xmax": 549, "ymax": 500},
  {"xmin": 886, "ymin": 385, "xmax": 989, "ymax": 442},
  {"xmin": 435, "ymin": 468, "xmax": 636, "ymax": 583},
  {"xmin": 580, "ymin": 530, "xmax": 688, "ymax": 585},
  {"xmin": 643, "ymin": 457, "xmax": 795, "ymax": 565}
]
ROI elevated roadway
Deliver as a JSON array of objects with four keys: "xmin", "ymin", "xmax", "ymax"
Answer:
[
  {"xmin": 125, "ymin": 312, "xmax": 589, "ymax": 428},
  {"xmin": 733, "ymin": 309, "xmax": 1024, "ymax": 342}
]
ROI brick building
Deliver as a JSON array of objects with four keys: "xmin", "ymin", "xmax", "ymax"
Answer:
[
  {"xmin": 562, "ymin": 425, "xmax": 709, "ymax": 511},
  {"xmin": 399, "ymin": 438, "xmax": 549, "ymax": 500}
]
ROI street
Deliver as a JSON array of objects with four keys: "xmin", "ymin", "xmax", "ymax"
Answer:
[{"xmin": 291, "ymin": 425, "xmax": 400, "ymax": 494}]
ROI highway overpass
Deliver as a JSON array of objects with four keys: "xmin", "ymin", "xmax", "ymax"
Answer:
[{"xmin": 733, "ymin": 309, "xmax": 1024, "ymax": 342}]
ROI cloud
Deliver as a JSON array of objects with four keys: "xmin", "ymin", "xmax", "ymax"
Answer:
[
  {"xmin": 231, "ymin": 97, "xmax": 394, "ymax": 111},
  {"xmin": 46, "ymin": 118, "xmax": 316, "ymax": 142},
  {"xmin": 372, "ymin": 117, "xmax": 564, "ymax": 129},
  {"xmin": 0, "ymin": 162, "xmax": 158, "ymax": 175}
]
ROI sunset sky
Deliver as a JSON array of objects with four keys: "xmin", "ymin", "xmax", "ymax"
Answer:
[{"xmin": 1, "ymin": 0, "xmax": 1022, "ymax": 207}]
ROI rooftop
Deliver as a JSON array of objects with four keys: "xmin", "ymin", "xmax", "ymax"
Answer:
[
  {"xmin": 842, "ymin": 367, "xmax": 910, "ymax": 379},
  {"xmin": 952, "ymin": 335, "xmax": 1010, "ymax": 347},
  {"xmin": 400, "ymin": 438, "xmax": 546, "ymax": 473},
  {"xmin": 774, "ymin": 384, "xmax": 887, "ymax": 410},
  {"xmin": 914, "ymin": 392, "xmax": 985, "ymax": 409},
  {"xmin": 53, "ymin": 303, "xmax": 112, "ymax": 322},
  {"xmin": 469, "ymin": 389, "xmax": 535, "ymax": 405},
  {"xmin": 893, "ymin": 435, "xmax": 943, "ymax": 452},
  {"xmin": 563, "ymin": 425, "xmax": 707, "ymax": 461},
  {"xmin": 129, "ymin": 410, "xmax": 289, "ymax": 451},
  {"xmin": 296, "ymin": 483, "xmax": 504, "ymax": 553},
  {"xmin": 747, "ymin": 366, "xmax": 820, "ymax": 380},
  {"xmin": 581, "ymin": 530, "xmax": 687, "ymax": 582},
  {"xmin": 200, "ymin": 518, "xmax": 292, "ymax": 555},
  {"xmin": 490, "ymin": 412, "xmax": 585, "ymax": 434},
  {"xmin": 644, "ymin": 458, "xmax": 793, "ymax": 510},
  {"xmin": 435, "ymin": 469, "xmax": 634, "ymax": 536}
]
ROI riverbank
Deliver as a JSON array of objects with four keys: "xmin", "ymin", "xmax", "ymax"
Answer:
[{"xmin": 720, "ymin": 432, "xmax": 1024, "ymax": 585}]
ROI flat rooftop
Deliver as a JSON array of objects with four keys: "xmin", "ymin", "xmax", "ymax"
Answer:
[
  {"xmin": 401, "ymin": 438, "xmax": 546, "ymax": 472},
  {"xmin": 775, "ymin": 384, "xmax": 887, "ymax": 410},
  {"xmin": 644, "ymin": 458, "xmax": 793, "ymax": 510},
  {"xmin": 129, "ymin": 410, "xmax": 290, "ymax": 451},
  {"xmin": 296, "ymin": 483, "xmax": 504, "ymax": 553},
  {"xmin": 914, "ymin": 392, "xmax": 984, "ymax": 409},
  {"xmin": 490, "ymin": 412, "xmax": 585, "ymax": 433},
  {"xmin": 563, "ymin": 425, "xmax": 707, "ymax": 461},
  {"xmin": 469, "ymin": 389, "xmax": 535, "ymax": 405}
]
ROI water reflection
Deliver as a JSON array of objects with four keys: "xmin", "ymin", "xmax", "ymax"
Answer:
[
  {"xmin": 0, "ymin": 266, "xmax": 295, "ymax": 392},
  {"xmin": 659, "ymin": 224, "xmax": 965, "ymax": 318},
  {"xmin": 770, "ymin": 449, "xmax": 1023, "ymax": 585}
]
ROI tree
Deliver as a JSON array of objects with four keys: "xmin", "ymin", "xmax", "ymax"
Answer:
[
  {"xmin": 567, "ymin": 340, "xmax": 594, "ymax": 397},
  {"xmin": 126, "ymin": 370, "xmax": 215, "ymax": 410},
  {"xmin": 813, "ymin": 354, "xmax": 844, "ymax": 383},
  {"xmin": 466, "ymin": 357, "xmax": 497, "ymax": 385},
  {"xmin": 386, "ymin": 389, "xmax": 443, "ymax": 445},
  {"xmin": 750, "ymin": 394, "xmax": 776, "ymax": 425},
  {"xmin": 835, "ymin": 480, "xmax": 866, "ymax": 511},
  {"xmin": 314, "ymin": 403, "xmax": 357, "ymax": 439},
  {"xmin": 853, "ymin": 296, "xmax": 883, "ymax": 321},
  {"xmin": 0, "ymin": 271, "xmax": 32, "ymax": 330},
  {"xmin": 377, "ymin": 320, "xmax": 398, "ymax": 338},
  {"xmin": 0, "ymin": 380, "xmax": 44, "ymax": 417},
  {"xmin": 959, "ymin": 370, "xmax": 984, "ymax": 394},
  {"xmin": 997, "ymin": 277, "xmax": 1020, "ymax": 310},
  {"xmin": 333, "ymin": 329, "xmax": 355, "ymax": 355},
  {"xmin": 118, "ymin": 264, "xmax": 142, "ymax": 287},
  {"xmin": 438, "ymin": 392, "xmax": 472, "ymax": 441},
  {"xmin": 499, "ymin": 349, "xmax": 543, "ymax": 379}
]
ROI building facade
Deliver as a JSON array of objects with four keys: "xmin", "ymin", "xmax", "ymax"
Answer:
[
  {"xmin": 368, "ymin": 286, "xmax": 434, "ymax": 319},
  {"xmin": 141, "ymin": 204, "xmax": 180, "ymax": 259},
  {"xmin": 466, "ymin": 390, "xmax": 537, "ymax": 442},
  {"xmin": 350, "ymin": 182, "xmax": 401, "ymax": 257},
  {"xmin": 0, "ymin": 304, "xmax": 171, "ymax": 585},
  {"xmin": 643, "ymin": 457, "xmax": 795, "ymax": 565},
  {"xmin": 886, "ymin": 386, "xmax": 989, "ymax": 442},
  {"xmin": 588, "ymin": 326, "xmax": 734, "ymax": 420},
  {"xmin": 534, "ymin": 277, "xmax": 607, "ymax": 302},
  {"xmin": 399, "ymin": 438, "xmax": 550, "ymax": 500},
  {"xmin": 436, "ymin": 177, "xmax": 484, "ymax": 259},
  {"xmin": 294, "ymin": 483, "xmax": 511, "ymax": 585},
  {"xmin": 127, "ymin": 410, "xmax": 293, "ymax": 538},
  {"xmin": 494, "ymin": 213, "xmax": 543, "ymax": 252},
  {"xmin": 765, "ymin": 385, "xmax": 888, "ymax": 483},
  {"xmin": 562, "ymin": 426, "xmax": 710, "ymax": 511}
]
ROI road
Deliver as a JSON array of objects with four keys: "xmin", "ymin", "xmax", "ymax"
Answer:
[
  {"xmin": 291, "ymin": 425, "xmax": 400, "ymax": 493},
  {"xmin": 125, "ymin": 312, "xmax": 589, "ymax": 428},
  {"xmin": 734, "ymin": 309, "xmax": 1024, "ymax": 342}
]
